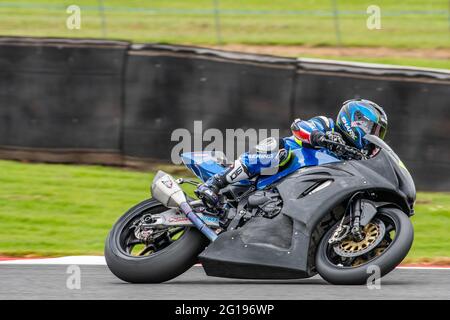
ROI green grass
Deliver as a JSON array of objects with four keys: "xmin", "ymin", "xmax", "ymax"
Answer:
[
  {"xmin": 408, "ymin": 193, "xmax": 450, "ymax": 262},
  {"xmin": 0, "ymin": 159, "xmax": 449, "ymax": 263},
  {"xmin": 0, "ymin": 159, "xmax": 193, "ymax": 256},
  {"xmin": 0, "ymin": 1, "xmax": 449, "ymax": 69},
  {"xmin": 0, "ymin": 0, "xmax": 448, "ymax": 48}
]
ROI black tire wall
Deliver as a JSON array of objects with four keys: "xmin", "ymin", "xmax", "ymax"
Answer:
[
  {"xmin": 0, "ymin": 37, "xmax": 449, "ymax": 190},
  {"xmin": 0, "ymin": 37, "xmax": 129, "ymax": 164}
]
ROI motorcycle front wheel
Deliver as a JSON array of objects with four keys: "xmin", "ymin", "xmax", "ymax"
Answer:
[
  {"xmin": 105, "ymin": 198, "xmax": 209, "ymax": 283},
  {"xmin": 315, "ymin": 207, "xmax": 413, "ymax": 285}
]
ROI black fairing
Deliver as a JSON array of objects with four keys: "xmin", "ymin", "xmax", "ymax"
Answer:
[{"xmin": 199, "ymin": 140, "xmax": 416, "ymax": 279}]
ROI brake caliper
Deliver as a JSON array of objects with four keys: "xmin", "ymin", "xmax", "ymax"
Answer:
[{"xmin": 328, "ymin": 224, "xmax": 350, "ymax": 245}]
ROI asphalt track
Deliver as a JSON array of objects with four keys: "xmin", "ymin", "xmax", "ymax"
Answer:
[{"xmin": 0, "ymin": 265, "xmax": 449, "ymax": 300}]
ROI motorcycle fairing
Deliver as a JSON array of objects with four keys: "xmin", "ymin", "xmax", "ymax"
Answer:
[
  {"xmin": 181, "ymin": 152, "xmax": 230, "ymax": 183},
  {"xmin": 199, "ymin": 148, "xmax": 414, "ymax": 279},
  {"xmin": 199, "ymin": 214, "xmax": 312, "ymax": 279},
  {"xmin": 181, "ymin": 147, "xmax": 341, "ymax": 189},
  {"xmin": 255, "ymin": 147, "xmax": 340, "ymax": 189}
]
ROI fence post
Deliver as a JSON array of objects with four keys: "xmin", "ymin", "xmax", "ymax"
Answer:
[
  {"xmin": 98, "ymin": 0, "xmax": 107, "ymax": 37},
  {"xmin": 212, "ymin": 0, "xmax": 223, "ymax": 44},
  {"xmin": 331, "ymin": 0, "xmax": 342, "ymax": 46}
]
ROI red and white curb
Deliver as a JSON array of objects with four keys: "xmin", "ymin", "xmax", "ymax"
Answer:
[{"xmin": 1, "ymin": 256, "xmax": 449, "ymax": 270}]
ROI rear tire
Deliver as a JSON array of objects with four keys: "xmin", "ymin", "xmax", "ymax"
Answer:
[
  {"xmin": 315, "ymin": 207, "xmax": 413, "ymax": 285},
  {"xmin": 105, "ymin": 198, "xmax": 209, "ymax": 283}
]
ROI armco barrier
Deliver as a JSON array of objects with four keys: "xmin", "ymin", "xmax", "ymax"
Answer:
[{"xmin": 0, "ymin": 37, "xmax": 448, "ymax": 190}]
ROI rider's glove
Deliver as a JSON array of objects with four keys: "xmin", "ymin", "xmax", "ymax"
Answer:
[
  {"xmin": 195, "ymin": 184, "xmax": 220, "ymax": 208},
  {"xmin": 325, "ymin": 131, "xmax": 346, "ymax": 145},
  {"xmin": 310, "ymin": 130, "xmax": 327, "ymax": 148},
  {"xmin": 311, "ymin": 130, "xmax": 346, "ymax": 153}
]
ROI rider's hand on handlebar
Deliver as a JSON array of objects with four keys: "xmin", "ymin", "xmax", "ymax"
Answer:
[
  {"xmin": 312, "ymin": 131, "xmax": 365, "ymax": 160},
  {"xmin": 310, "ymin": 130, "xmax": 327, "ymax": 147},
  {"xmin": 311, "ymin": 131, "xmax": 345, "ymax": 152},
  {"xmin": 325, "ymin": 131, "xmax": 346, "ymax": 145}
]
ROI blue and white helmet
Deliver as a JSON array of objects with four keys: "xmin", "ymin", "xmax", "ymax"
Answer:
[{"xmin": 336, "ymin": 99, "xmax": 388, "ymax": 149}]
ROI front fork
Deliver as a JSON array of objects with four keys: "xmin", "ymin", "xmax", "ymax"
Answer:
[
  {"xmin": 351, "ymin": 198, "xmax": 364, "ymax": 242},
  {"xmin": 329, "ymin": 193, "xmax": 379, "ymax": 244}
]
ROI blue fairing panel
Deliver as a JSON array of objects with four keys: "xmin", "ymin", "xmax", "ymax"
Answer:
[
  {"xmin": 181, "ymin": 152, "xmax": 228, "ymax": 182},
  {"xmin": 182, "ymin": 148, "xmax": 341, "ymax": 187},
  {"xmin": 256, "ymin": 147, "xmax": 340, "ymax": 189}
]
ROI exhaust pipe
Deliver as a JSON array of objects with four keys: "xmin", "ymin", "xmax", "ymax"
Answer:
[{"xmin": 151, "ymin": 171, "xmax": 218, "ymax": 241}]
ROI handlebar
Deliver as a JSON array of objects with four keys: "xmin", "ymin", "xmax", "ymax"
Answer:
[{"xmin": 321, "ymin": 138, "xmax": 366, "ymax": 160}]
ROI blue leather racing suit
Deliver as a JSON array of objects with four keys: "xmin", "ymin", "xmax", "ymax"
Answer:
[{"xmin": 195, "ymin": 116, "xmax": 337, "ymax": 207}]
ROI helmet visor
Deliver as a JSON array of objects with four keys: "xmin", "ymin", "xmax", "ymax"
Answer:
[
  {"xmin": 372, "ymin": 122, "xmax": 387, "ymax": 140},
  {"xmin": 352, "ymin": 117, "xmax": 387, "ymax": 140}
]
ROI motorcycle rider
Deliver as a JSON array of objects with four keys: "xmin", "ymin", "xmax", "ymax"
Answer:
[{"xmin": 195, "ymin": 99, "xmax": 388, "ymax": 208}]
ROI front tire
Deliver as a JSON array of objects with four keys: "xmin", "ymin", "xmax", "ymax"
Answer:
[
  {"xmin": 105, "ymin": 198, "xmax": 209, "ymax": 283},
  {"xmin": 315, "ymin": 207, "xmax": 413, "ymax": 285}
]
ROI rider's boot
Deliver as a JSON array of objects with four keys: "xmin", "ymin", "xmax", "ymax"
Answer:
[{"xmin": 195, "ymin": 160, "xmax": 250, "ymax": 207}]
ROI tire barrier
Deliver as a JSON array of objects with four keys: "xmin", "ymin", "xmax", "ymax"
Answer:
[
  {"xmin": 0, "ymin": 37, "xmax": 448, "ymax": 190},
  {"xmin": 123, "ymin": 44, "xmax": 296, "ymax": 162},
  {"xmin": 293, "ymin": 59, "xmax": 450, "ymax": 191},
  {"xmin": 0, "ymin": 37, "xmax": 129, "ymax": 164}
]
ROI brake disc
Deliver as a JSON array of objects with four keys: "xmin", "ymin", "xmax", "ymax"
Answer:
[
  {"xmin": 333, "ymin": 219, "xmax": 386, "ymax": 258},
  {"xmin": 328, "ymin": 225, "xmax": 351, "ymax": 244}
]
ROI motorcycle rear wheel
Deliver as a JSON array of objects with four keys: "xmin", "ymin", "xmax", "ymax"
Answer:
[
  {"xmin": 105, "ymin": 198, "xmax": 209, "ymax": 283},
  {"xmin": 315, "ymin": 207, "xmax": 413, "ymax": 285}
]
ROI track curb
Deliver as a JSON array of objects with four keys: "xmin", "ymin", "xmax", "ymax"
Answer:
[{"xmin": 1, "ymin": 256, "xmax": 450, "ymax": 269}]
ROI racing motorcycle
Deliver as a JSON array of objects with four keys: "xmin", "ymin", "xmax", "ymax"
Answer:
[{"xmin": 105, "ymin": 134, "xmax": 415, "ymax": 285}]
